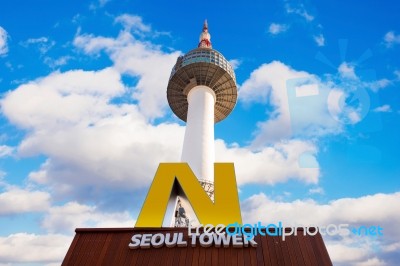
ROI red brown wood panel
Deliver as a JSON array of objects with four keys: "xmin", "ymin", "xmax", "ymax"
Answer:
[
  {"xmin": 259, "ymin": 233, "xmax": 272, "ymax": 265},
  {"xmin": 179, "ymin": 242, "xmax": 188, "ymax": 266},
  {"xmin": 230, "ymin": 247, "xmax": 238, "ymax": 266},
  {"xmin": 185, "ymin": 240, "xmax": 194, "ymax": 266},
  {"xmin": 242, "ymin": 244, "xmax": 251, "ymax": 266},
  {"xmin": 265, "ymin": 233, "xmax": 279, "ymax": 265},
  {"xmin": 237, "ymin": 247, "xmax": 244, "ymax": 266},
  {"xmin": 272, "ymin": 235, "xmax": 285, "ymax": 266},
  {"xmin": 248, "ymin": 242, "xmax": 257, "ymax": 266},
  {"xmin": 62, "ymin": 227, "xmax": 332, "ymax": 266},
  {"xmin": 310, "ymin": 233, "xmax": 333, "ymax": 266},
  {"xmin": 291, "ymin": 233, "xmax": 308, "ymax": 266},
  {"xmin": 211, "ymin": 242, "xmax": 218, "ymax": 266},
  {"xmin": 300, "ymin": 230, "xmax": 319, "ymax": 266},
  {"xmin": 277, "ymin": 233, "xmax": 293, "ymax": 266},
  {"xmin": 224, "ymin": 244, "xmax": 232, "ymax": 266},
  {"xmin": 114, "ymin": 232, "xmax": 133, "ymax": 265},
  {"xmin": 62, "ymin": 233, "xmax": 80, "ymax": 265},
  {"xmin": 285, "ymin": 234, "xmax": 301, "ymax": 265},
  {"xmin": 296, "ymin": 230, "xmax": 314, "ymax": 266},
  {"xmin": 255, "ymin": 235, "xmax": 265, "ymax": 266}
]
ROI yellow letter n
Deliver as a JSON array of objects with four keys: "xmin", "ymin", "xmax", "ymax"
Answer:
[{"xmin": 135, "ymin": 163, "xmax": 242, "ymax": 227}]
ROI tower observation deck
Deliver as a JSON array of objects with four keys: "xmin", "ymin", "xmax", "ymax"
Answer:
[
  {"xmin": 164, "ymin": 20, "xmax": 238, "ymax": 227},
  {"xmin": 167, "ymin": 23, "xmax": 237, "ymax": 123}
]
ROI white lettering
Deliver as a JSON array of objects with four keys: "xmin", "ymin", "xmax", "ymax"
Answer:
[
  {"xmin": 128, "ymin": 234, "xmax": 142, "ymax": 249},
  {"xmin": 140, "ymin": 234, "xmax": 152, "ymax": 248},
  {"xmin": 151, "ymin": 233, "xmax": 165, "ymax": 248}
]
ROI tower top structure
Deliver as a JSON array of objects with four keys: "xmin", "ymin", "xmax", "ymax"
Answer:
[
  {"xmin": 167, "ymin": 21, "xmax": 238, "ymax": 123},
  {"xmin": 198, "ymin": 20, "xmax": 211, "ymax": 48}
]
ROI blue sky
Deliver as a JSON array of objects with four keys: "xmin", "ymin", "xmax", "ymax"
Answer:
[{"xmin": 0, "ymin": 0, "xmax": 399, "ymax": 265}]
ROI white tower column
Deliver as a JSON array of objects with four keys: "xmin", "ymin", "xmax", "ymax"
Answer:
[
  {"xmin": 181, "ymin": 85, "xmax": 216, "ymax": 182},
  {"xmin": 165, "ymin": 21, "xmax": 237, "ymax": 227}
]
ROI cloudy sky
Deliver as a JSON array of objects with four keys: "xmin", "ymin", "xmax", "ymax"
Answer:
[{"xmin": 0, "ymin": 0, "xmax": 399, "ymax": 265}]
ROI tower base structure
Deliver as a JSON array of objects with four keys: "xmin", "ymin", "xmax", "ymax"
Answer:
[{"xmin": 62, "ymin": 227, "xmax": 333, "ymax": 266}]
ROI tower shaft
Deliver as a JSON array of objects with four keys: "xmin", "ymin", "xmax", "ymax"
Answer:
[
  {"xmin": 165, "ymin": 21, "xmax": 237, "ymax": 227},
  {"xmin": 181, "ymin": 85, "xmax": 216, "ymax": 182}
]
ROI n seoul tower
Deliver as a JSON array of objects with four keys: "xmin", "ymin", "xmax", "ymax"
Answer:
[{"xmin": 165, "ymin": 20, "xmax": 237, "ymax": 227}]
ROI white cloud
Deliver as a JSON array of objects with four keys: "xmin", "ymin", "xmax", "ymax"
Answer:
[
  {"xmin": 0, "ymin": 26, "xmax": 9, "ymax": 56},
  {"xmin": 115, "ymin": 14, "xmax": 151, "ymax": 33},
  {"xmin": 0, "ymin": 171, "xmax": 6, "ymax": 180},
  {"xmin": 395, "ymin": 70, "xmax": 400, "ymax": 80},
  {"xmin": 73, "ymin": 17, "xmax": 181, "ymax": 120},
  {"xmin": 239, "ymin": 61, "xmax": 344, "ymax": 146},
  {"xmin": 89, "ymin": 0, "xmax": 112, "ymax": 10},
  {"xmin": 0, "ymin": 187, "xmax": 51, "ymax": 215},
  {"xmin": 0, "ymin": 145, "xmax": 14, "ymax": 157},
  {"xmin": 285, "ymin": 4, "xmax": 314, "ymax": 21},
  {"xmin": 42, "ymin": 201, "xmax": 135, "ymax": 234},
  {"xmin": 268, "ymin": 23, "xmax": 288, "ymax": 35},
  {"xmin": 25, "ymin": 37, "xmax": 49, "ymax": 44},
  {"xmin": 373, "ymin": 104, "xmax": 392, "ymax": 113},
  {"xmin": 44, "ymin": 55, "xmax": 72, "ymax": 68},
  {"xmin": 367, "ymin": 79, "xmax": 391, "ymax": 92},
  {"xmin": 98, "ymin": 0, "xmax": 111, "ymax": 7},
  {"xmin": 314, "ymin": 34, "xmax": 325, "ymax": 46},
  {"xmin": 338, "ymin": 62, "xmax": 357, "ymax": 79},
  {"xmin": 1, "ymin": 67, "xmax": 125, "ymax": 129},
  {"xmin": 216, "ymin": 139, "xmax": 319, "ymax": 185},
  {"xmin": 309, "ymin": 186, "xmax": 324, "ymax": 195},
  {"xmin": 0, "ymin": 233, "xmax": 71, "ymax": 264},
  {"xmin": 354, "ymin": 257, "xmax": 387, "ymax": 266},
  {"xmin": 384, "ymin": 31, "xmax": 400, "ymax": 47},
  {"xmin": 241, "ymin": 191, "xmax": 400, "ymax": 265},
  {"xmin": 20, "ymin": 36, "xmax": 55, "ymax": 55},
  {"xmin": 1, "ymin": 67, "xmax": 185, "ymax": 197},
  {"xmin": 229, "ymin": 59, "xmax": 241, "ymax": 70}
]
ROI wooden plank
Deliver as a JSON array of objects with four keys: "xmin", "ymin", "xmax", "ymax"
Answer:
[
  {"xmin": 218, "ymin": 246, "xmax": 225, "ymax": 265},
  {"xmin": 211, "ymin": 242, "xmax": 218, "ymax": 266},
  {"xmin": 248, "ymin": 242, "xmax": 257, "ymax": 266},
  {"xmin": 198, "ymin": 243, "xmax": 206, "ymax": 265},
  {"xmin": 259, "ymin": 234, "xmax": 271, "ymax": 265},
  {"xmin": 310, "ymin": 233, "xmax": 333, "ymax": 266},
  {"xmin": 224, "ymin": 244, "xmax": 232, "ymax": 266},
  {"xmin": 185, "ymin": 242, "xmax": 195, "ymax": 266},
  {"xmin": 74, "ymin": 233, "xmax": 93, "ymax": 266},
  {"xmin": 255, "ymin": 236, "xmax": 264, "ymax": 266},
  {"xmin": 134, "ymin": 246, "xmax": 147, "ymax": 266},
  {"xmin": 89, "ymin": 233, "xmax": 102, "ymax": 265},
  {"xmin": 288, "ymin": 233, "xmax": 306, "ymax": 266},
  {"xmin": 296, "ymin": 230, "xmax": 313, "ymax": 266},
  {"xmin": 266, "ymin": 233, "xmax": 279, "ymax": 265},
  {"xmin": 303, "ymin": 230, "xmax": 319, "ymax": 266},
  {"xmin": 230, "ymin": 247, "xmax": 238, "ymax": 266},
  {"xmin": 276, "ymin": 233, "xmax": 292, "ymax": 266},
  {"xmin": 114, "ymin": 232, "xmax": 132, "ymax": 266},
  {"xmin": 273, "ymin": 235, "xmax": 285, "ymax": 266},
  {"xmin": 191, "ymin": 245, "xmax": 200, "ymax": 266},
  {"xmin": 242, "ymin": 245, "xmax": 251, "ymax": 266},
  {"xmin": 237, "ymin": 247, "xmax": 244, "ymax": 266},
  {"xmin": 100, "ymin": 233, "xmax": 119, "ymax": 265},
  {"xmin": 178, "ymin": 242, "xmax": 188, "ymax": 266},
  {"xmin": 62, "ymin": 233, "xmax": 80, "ymax": 265},
  {"xmin": 284, "ymin": 233, "xmax": 300, "ymax": 265}
]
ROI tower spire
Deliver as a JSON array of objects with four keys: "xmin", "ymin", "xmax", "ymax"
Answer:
[{"xmin": 198, "ymin": 19, "xmax": 212, "ymax": 48}]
